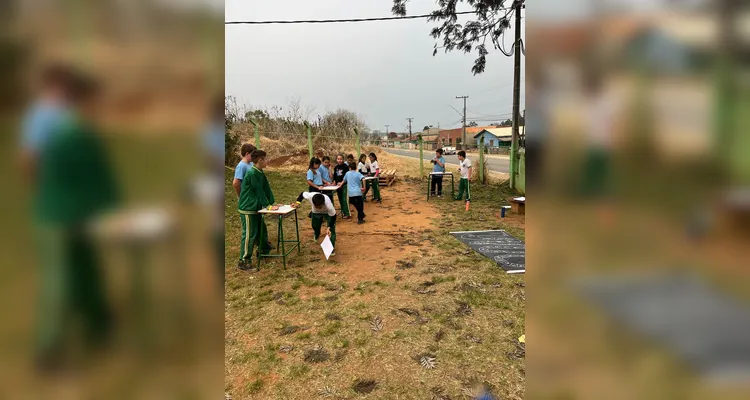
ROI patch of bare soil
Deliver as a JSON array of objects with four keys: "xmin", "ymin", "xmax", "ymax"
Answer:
[{"xmin": 306, "ymin": 183, "xmax": 440, "ymax": 284}]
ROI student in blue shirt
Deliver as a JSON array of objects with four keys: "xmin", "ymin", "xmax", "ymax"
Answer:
[
  {"xmin": 20, "ymin": 64, "xmax": 73, "ymax": 183},
  {"xmin": 306, "ymin": 157, "xmax": 324, "ymax": 218},
  {"xmin": 232, "ymin": 143, "xmax": 256, "ymax": 197},
  {"xmin": 306, "ymin": 157, "xmax": 324, "ymax": 192},
  {"xmin": 343, "ymin": 162, "xmax": 367, "ymax": 224},
  {"xmin": 430, "ymin": 148, "xmax": 447, "ymax": 197},
  {"xmin": 319, "ymin": 155, "xmax": 335, "ymax": 206}
]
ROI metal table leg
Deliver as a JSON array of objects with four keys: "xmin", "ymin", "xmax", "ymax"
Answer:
[
  {"xmin": 257, "ymin": 214, "xmax": 264, "ymax": 270},
  {"xmin": 427, "ymin": 174, "xmax": 431, "ymax": 201},
  {"xmin": 279, "ymin": 215, "xmax": 287, "ymax": 269},
  {"xmin": 294, "ymin": 209, "xmax": 300, "ymax": 255}
]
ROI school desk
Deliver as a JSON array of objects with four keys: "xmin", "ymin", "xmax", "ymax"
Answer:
[
  {"xmin": 257, "ymin": 205, "xmax": 301, "ymax": 269},
  {"xmin": 426, "ymin": 171, "xmax": 455, "ymax": 201}
]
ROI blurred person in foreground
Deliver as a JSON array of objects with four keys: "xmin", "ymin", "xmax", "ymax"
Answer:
[
  {"xmin": 204, "ymin": 96, "xmax": 225, "ymax": 286},
  {"xmin": 581, "ymin": 73, "xmax": 618, "ymax": 227},
  {"xmin": 30, "ymin": 68, "xmax": 119, "ymax": 373}
]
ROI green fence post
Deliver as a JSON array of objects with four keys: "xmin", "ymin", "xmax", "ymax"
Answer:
[
  {"xmin": 418, "ymin": 134, "xmax": 424, "ymax": 178},
  {"xmin": 249, "ymin": 119, "xmax": 260, "ymax": 148},
  {"xmin": 479, "ymin": 132, "xmax": 485, "ymax": 184},
  {"xmin": 304, "ymin": 122, "xmax": 313, "ymax": 159},
  {"xmin": 354, "ymin": 128, "xmax": 361, "ymax": 158}
]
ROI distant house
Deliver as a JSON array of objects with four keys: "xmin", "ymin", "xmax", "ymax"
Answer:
[
  {"xmin": 438, "ymin": 125, "xmax": 496, "ymax": 148},
  {"xmin": 474, "ymin": 128, "xmax": 512, "ymax": 148}
]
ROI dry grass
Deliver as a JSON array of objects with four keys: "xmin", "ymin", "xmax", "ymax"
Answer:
[{"xmin": 224, "ymin": 167, "xmax": 525, "ymax": 399}]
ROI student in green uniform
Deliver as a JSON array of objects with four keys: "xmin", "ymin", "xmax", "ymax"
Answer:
[
  {"xmin": 237, "ymin": 149, "xmax": 275, "ymax": 272},
  {"xmin": 32, "ymin": 70, "xmax": 118, "ymax": 371},
  {"xmin": 454, "ymin": 150, "xmax": 473, "ymax": 202}
]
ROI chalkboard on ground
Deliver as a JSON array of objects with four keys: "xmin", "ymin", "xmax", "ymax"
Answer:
[{"xmin": 450, "ymin": 230, "xmax": 525, "ymax": 274}]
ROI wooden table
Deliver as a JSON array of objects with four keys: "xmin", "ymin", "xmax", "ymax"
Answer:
[
  {"xmin": 257, "ymin": 205, "xmax": 301, "ymax": 269},
  {"xmin": 510, "ymin": 197, "xmax": 525, "ymax": 215},
  {"xmin": 426, "ymin": 172, "xmax": 455, "ymax": 201}
]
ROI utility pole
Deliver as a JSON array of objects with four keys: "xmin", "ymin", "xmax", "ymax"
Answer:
[
  {"xmin": 407, "ymin": 118, "xmax": 414, "ymax": 143},
  {"xmin": 509, "ymin": 0, "xmax": 523, "ymax": 190},
  {"xmin": 456, "ymin": 96, "xmax": 468, "ymax": 150}
]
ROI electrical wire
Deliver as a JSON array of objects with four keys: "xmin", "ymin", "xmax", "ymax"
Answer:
[{"xmin": 225, "ymin": 11, "xmax": 479, "ymax": 25}]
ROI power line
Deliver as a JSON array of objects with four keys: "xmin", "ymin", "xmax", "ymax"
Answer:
[{"xmin": 225, "ymin": 11, "xmax": 479, "ymax": 25}]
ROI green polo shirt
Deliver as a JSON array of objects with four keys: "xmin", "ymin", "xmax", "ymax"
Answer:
[
  {"xmin": 238, "ymin": 166, "xmax": 275, "ymax": 213},
  {"xmin": 33, "ymin": 115, "xmax": 120, "ymax": 225}
]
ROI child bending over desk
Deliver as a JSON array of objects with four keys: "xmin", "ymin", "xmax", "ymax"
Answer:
[{"xmin": 295, "ymin": 191, "xmax": 337, "ymax": 256}]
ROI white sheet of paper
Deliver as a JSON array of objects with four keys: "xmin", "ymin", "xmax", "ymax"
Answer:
[
  {"xmin": 321, "ymin": 235, "xmax": 334, "ymax": 260},
  {"xmin": 277, "ymin": 205, "xmax": 293, "ymax": 213},
  {"xmin": 321, "ymin": 186, "xmax": 340, "ymax": 191}
]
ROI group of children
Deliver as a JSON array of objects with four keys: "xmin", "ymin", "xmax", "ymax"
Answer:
[
  {"xmin": 303, "ymin": 152, "xmax": 382, "ymax": 220},
  {"xmin": 233, "ymin": 146, "xmax": 385, "ymax": 271}
]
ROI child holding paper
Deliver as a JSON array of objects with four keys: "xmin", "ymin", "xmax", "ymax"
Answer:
[{"xmin": 295, "ymin": 191, "xmax": 337, "ymax": 256}]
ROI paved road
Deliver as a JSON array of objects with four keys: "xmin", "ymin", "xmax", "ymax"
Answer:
[{"xmin": 384, "ymin": 149, "xmax": 510, "ymax": 174}]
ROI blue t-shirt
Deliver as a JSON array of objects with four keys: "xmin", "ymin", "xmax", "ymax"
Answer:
[
  {"xmin": 307, "ymin": 169, "xmax": 323, "ymax": 186},
  {"xmin": 432, "ymin": 156, "xmax": 446, "ymax": 173},
  {"xmin": 319, "ymin": 165, "xmax": 332, "ymax": 183},
  {"xmin": 203, "ymin": 121, "xmax": 225, "ymax": 165},
  {"xmin": 234, "ymin": 160, "xmax": 254, "ymax": 180},
  {"xmin": 344, "ymin": 171, "xmax": 365, "ymax": 197},
  {"xmin": 22, "ymin": 101, "xmax": 70, "ymax": 153}
]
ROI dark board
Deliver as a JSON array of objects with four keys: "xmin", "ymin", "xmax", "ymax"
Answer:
[
  {"xmin": 450, "ymin": 230, "xmax": 525, "ymax": 273},
  {"xmin": 575, "ymin": 274, "xmax": 750, "ymax": 383}
]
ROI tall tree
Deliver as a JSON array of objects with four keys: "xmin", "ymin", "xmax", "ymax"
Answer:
[{"xmin": 392, "ymin": 0, "xmax": 520, "ymax": 74}]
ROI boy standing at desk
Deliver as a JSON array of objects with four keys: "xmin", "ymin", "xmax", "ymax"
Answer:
[
  {"xmin": 232, "ymin": 143, "xmax": 255, "ymax": 197},
  {"xmin": 430, "ymin": 148, "xmax": 446, "ymax": 197},
  {"xmin": 454, "ymin": 150, "xmax": 472, "ymax": 202},
  {"xmin": 238, "ymin": 150, "xmax": 274, "ymax": 272}
]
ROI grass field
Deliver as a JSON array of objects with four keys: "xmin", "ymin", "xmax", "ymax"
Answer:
[{"xmin": 224, "ymin": 164, "xmax": 526, "ymax": 399}]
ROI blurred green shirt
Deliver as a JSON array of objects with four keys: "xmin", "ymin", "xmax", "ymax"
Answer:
[
  {"xmin": 238, "ymin": 166, "xmax": 275, "ymax": 213},
  {"xmin": 34, "ymin": 115, "xmax": 120, "ymax": 225}
]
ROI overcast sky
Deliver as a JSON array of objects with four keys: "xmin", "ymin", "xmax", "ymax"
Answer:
[{"xmin": 225, "ymin": 0, "xmax": 526, "ymax": 132}]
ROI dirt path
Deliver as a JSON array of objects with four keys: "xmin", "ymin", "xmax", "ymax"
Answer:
[{"xmin": 305, "ymin": 183, "xmax": 440, "ymax": 283}]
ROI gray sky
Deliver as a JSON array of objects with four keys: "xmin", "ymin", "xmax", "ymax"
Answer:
[{"xmin": 225, "ymin": 0, "xmax": 525, "ymax": 132}]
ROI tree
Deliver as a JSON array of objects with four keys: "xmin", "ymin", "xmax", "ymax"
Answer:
[
  {"xmin": 468, "ymin": 121, "xmax": 478, "ymax": 127},
  {"xmin": 392, "ymin": 0, "xmax": 520, "ymax": 75},
  {"xmin": 500, "ymin": 119, "xmax": 512, "ymax": 127},
  {"xmin": 388, "ymin": 132, "xmax": 399, "ymax": 139},
  {"xmin": 245, "ymin": 109, "xmax": 270, "ymax": 122}
]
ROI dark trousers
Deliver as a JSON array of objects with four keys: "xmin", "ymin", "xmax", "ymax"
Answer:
[
  {"xmin": 349, "ymin": 196, "xmax": 366, "ymax": 222},
  {"xmin": 35, "ymin": 225, "xmax": 112, "ymax": 358},
  {"xmin": 312, "ymin": 214, "xmax": 337, "ymax": 248},
  {"xmin": 430, "ymin": 175, "xmax": 443, "ymax": 196},
  {"xmin": 336, "ymin": 184, "xmax": 351, "ymax": 216}
]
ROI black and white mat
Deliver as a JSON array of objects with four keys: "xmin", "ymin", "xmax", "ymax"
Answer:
[
  {"xmin": 575, "ymin": 274, "xmax": 750, "ymax": 383},
  {"xmin": 450, "ymin": 230, "xmax": 525, "ymax": 274}
]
